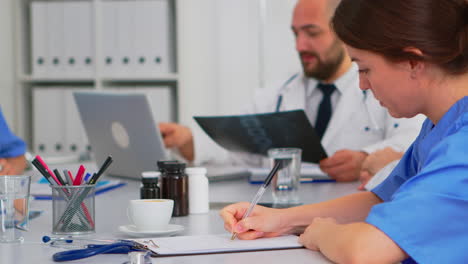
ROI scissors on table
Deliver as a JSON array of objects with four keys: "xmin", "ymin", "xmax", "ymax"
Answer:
[{"xmin": 52, "ymin": 240, "xmax": 149, "ymax": 262}]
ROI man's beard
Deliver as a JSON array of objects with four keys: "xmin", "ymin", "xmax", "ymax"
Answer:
[{"xmin": 301, "ymin": 41, "xmax": 345, "ymax": 81}]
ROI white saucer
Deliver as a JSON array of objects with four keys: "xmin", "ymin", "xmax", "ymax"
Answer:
[{"xmin": 118, "ymin": 224, "xmax": 184, "ymax": 238}]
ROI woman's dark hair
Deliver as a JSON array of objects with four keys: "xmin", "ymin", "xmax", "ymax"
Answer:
[{"xmin": 332, "ymin": 0, "xmax": 468, "ymax": 75}]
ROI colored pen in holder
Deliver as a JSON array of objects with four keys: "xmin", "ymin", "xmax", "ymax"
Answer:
[{"xmin": 51, "ymin": 185, "xmax": 96, "ymax": 235}]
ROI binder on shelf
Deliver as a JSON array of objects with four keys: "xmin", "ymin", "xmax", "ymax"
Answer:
[
  {"xmin": 63, "ymin": 88, "xmax": 91, "ymax": 156},
  {"xmin": 116, "ymin": 1, "xmax": 136, "ymax": 75},
  {"xmin": 152, "ymin": 0, "xmax": 173, "ymax": 73},
  {"xmin": 134, "ymin": 0, "xmax": 172, "ymax": 75},
  {"xmin": 133, "ymin": 1, "xmax": 152, "ymax": 76},
  {"xmin": 78, "ymin": 2, "xmax": 95, "ymax": 77},
  {"xmin": 63, "ymin": 1, "xmax": 94, "ymax": 77},
  {"xmin": 33, "ymin": 88, "xmax": 66, "ymax": 157},
  {"xmin": 46, "ymin": 2, "xmax": 66, "ymax": 77},
  {"xmin": 101, "ymin": 1, "xmax": 118, "ymax": 76},
  {"xmin": 31, "ymin": 2, "xmax": 48, "ymax": 77}
]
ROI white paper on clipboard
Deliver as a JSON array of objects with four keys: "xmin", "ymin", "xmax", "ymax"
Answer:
[{"xmin": 134, "ymin": 234, "xmax": 302, "ymax": 256}]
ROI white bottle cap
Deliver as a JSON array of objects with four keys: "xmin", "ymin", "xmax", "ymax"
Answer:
[
  {"xmin": 185, "ymin": 167, "xmax": 207, "ymax": 175},
  {"xmin": 141, "ymin": 171, "xmax": 161, "ymax": 178}
]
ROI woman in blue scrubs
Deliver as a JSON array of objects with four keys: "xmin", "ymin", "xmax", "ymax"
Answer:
[{"xmin": 220, "ymin": 0, "xmax": 468, "ymax": 263}]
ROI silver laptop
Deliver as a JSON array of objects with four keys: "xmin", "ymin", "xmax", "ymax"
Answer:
[{"xmin": 73, "ymin": 91, "xmax": 168, "ymax": 179}]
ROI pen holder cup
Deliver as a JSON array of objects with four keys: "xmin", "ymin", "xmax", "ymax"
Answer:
[{"xmin": 51, "ymin": 185, "xmax": 96, "ymax": 235}]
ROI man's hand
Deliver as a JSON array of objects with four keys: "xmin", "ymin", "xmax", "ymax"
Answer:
[
  {"xmin": 358, "ymin": 147, "xmax": 404, "ymax": 190},
  {"xmin": 158, "ymin": 122, "xmax": 195, "ymax": 161},
  {"xmin": 0, "ymin": 155, "xmax": 27, "ymax": 175},
  {"xmin": 319, "ymin": 150, "xmax": 368, "ymax": 181}
]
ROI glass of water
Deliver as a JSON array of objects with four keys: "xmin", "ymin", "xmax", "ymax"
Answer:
[
  {"xmin": 268, "ymin": 148, "xmax": 302, "ymax": 205},
  {"xmin": 0, "ymin": 175, "xmax": 31, "ymax": 243}
]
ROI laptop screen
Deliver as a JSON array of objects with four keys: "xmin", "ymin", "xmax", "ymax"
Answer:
[{"xmin": 73, "ymin": 91, "xmax": 168, "ymax": 179}]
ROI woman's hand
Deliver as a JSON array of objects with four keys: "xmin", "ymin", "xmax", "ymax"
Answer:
[
  {"xmin": 0, "ymin": 155, "xmax": 27, "ymax": 175},
  {"xmin": 298, "ymin": 217, "xmax": 339, "ymax": 251},
  {"xmin": 219, "ymin": 202, "xmax": 292, "ymax": 240}
]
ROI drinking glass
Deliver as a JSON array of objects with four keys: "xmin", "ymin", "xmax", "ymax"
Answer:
[
  {"xmin": 268, "ymin": 148, "xmax": 302, "ymax": 204},
  {"xmin": 0, "ymin": 175, "xmax": 31, "ymax": 243}
]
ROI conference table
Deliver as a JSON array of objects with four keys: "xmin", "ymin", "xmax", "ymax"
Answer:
[{"xmin": 1, "ymin": 172, "xmax": 360, "ymax": 264}]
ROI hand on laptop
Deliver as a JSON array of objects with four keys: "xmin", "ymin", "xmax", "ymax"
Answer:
[{"xmin": 159, "ymin": 122, "xmax": 195, "ymax": 161}]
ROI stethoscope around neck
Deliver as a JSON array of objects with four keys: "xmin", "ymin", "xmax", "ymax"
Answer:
[{"xmin": 274, "ymin": 73, "xmax": 390, "ymax": 133}]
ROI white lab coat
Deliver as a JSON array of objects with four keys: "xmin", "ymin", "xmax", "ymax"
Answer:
[{"xmin": 192, "ymin": 64, "xmax": 425, "ymax": 167}]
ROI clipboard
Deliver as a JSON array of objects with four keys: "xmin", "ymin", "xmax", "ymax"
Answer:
[
  {"xmin": 194, "ymin": 110, "xmax": 328, "ymax": 163},
  {"xmin": 134, "ymin": 234, "xmax": 303, "ymax": 257}
]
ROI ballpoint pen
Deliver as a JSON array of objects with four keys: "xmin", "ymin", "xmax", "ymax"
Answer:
[
  {"xmin": 42, "ymin": 235, "xmax": 119, "ymax": 249},
  {"xmin": 35, "ymin": 155, "xmax": 61, "ymax": 185},
  {"xmin": 54, "ymin": 169, "xmax": 67, "ymax": 185},
  {"xmin": 83, "ymin": 173, "xmax": 92, "ymax": 184},
  {"xmin": 64, "ymin": 169, "xmax": 74, "ymax": 183},
  {"xmin": 88, "ymin": 155, "xmax": 113, "ymax": 185},
  {"xmin": 231, "ymin": 160, "xmax": 284, "ymax": 240}
]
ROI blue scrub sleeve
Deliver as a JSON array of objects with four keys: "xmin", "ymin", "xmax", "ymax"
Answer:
[
  {"xmin": 366, "ymin": 131, "xmax": 468, "ymax": 263},
  {"xmin": 0, "ymin": 109, "xmax": 26, "ymax": 157}
]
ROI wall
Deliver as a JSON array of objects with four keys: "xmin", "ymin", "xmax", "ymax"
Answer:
[
  {"xmin": 260, "ymin": 0, "xmax": 300, "ymax": 89},
  {"xmin": 177, "ymin": 0, "xmax": 299, "ymax": 127}
]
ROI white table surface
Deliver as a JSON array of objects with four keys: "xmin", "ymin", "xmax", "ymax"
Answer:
[{"xmin": 1, "ymin": 173, "xmax": 360, "ymax": 264}]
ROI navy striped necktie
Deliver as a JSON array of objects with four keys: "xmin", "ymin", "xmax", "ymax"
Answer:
[{"xmin": 315, "ymin": 83, "xmax": 336, "ymax": 139}]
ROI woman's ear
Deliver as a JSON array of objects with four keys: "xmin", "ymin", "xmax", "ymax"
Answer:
[
  {"xmin": 403, "ymin": 47, "xmax": 424, "ymax": 57},
  {"xmin": 403, "ymin": 47, "xmax": 425, "ymax": 78}
]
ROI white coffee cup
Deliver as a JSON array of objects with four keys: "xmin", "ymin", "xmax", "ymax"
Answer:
[{"xmin": 127, "ymin": 199, "xmax": 174, "ymax": 231}]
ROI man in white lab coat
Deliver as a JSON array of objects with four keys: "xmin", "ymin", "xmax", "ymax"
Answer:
[{"xmin": 159, "ymin": 0, "xmax": 424, "ymax": 182}]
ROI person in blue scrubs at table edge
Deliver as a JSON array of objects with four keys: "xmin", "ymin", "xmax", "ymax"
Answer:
[
  {"xmin": 0, "ymin": 108, "xmax": 27, "ymax": 175},
  {"xmin": 220, "ymin": 0, "xmax": 468, "ymax": 263}
]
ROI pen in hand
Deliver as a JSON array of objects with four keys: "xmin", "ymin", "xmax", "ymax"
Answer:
[{"xmin": 230, "ymin": 160, "xmax": 284, "ymax": 241}]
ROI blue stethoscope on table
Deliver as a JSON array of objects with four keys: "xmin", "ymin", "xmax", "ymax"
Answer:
[
  {"xmin": 43, "ymin": 236, "xmax": 150, "ymax": 262},
  {"xmin": 275, "ymin": 73, "xmax": 396, "ymax": 132}
]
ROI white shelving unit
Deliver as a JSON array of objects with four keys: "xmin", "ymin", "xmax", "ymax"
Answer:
[{"xmin": 13, "ymin": 0, "xmax": 179, "ymax": 156}]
